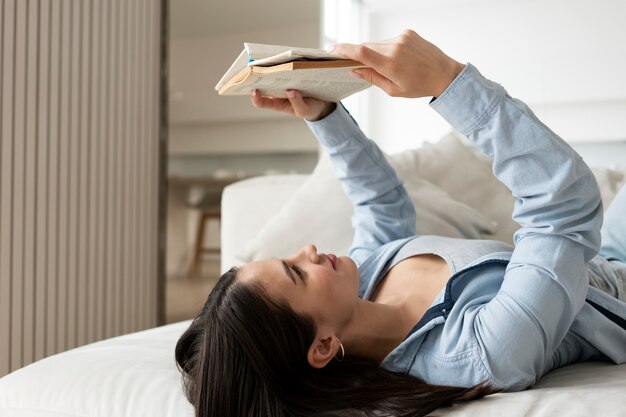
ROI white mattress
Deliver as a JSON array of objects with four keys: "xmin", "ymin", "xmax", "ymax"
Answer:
[{"xmin": 0, "ymin": 320, "xmax": 624, "ymax": 417}]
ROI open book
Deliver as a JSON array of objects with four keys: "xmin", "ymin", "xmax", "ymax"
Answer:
[{"xmin": 215, "ymin": 43, "xmax": 372, "ymax": 102}]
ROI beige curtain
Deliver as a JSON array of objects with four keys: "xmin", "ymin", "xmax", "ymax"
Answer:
[{"xmin": 0, "ymin": 0, "xmax": 166, "ymax": 378}]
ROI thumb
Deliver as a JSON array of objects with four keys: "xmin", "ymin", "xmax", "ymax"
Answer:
[
  {"xmin": 285, "ymin": 89, "xmax": 312, "ymax": 118},
  {"xmin": 351, "ymin": 68, "xmax": 400, "ymax": 96}
]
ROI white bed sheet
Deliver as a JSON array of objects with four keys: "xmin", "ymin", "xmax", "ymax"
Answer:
[
  {"xmin": 0, "ymin": 322, "xmax": 194, "ymax": 417},
  {"xmin": 0, "ymin": 320, "xmax": 624, "ymax": 417}
]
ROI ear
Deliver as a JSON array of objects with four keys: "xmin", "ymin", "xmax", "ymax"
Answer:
[{"xmin": 307, "ymin": 335, "xmax": 340, "ymax": 369}]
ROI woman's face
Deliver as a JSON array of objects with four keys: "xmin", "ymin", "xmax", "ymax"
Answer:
[{"xmin": 238, "ymin": 244, "xmax": 360, "ymax": 329}]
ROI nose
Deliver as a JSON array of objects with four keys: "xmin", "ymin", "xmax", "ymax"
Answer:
[{"xmin": 295, "ymin": 244, "xmax": 319, "ymax": 263}]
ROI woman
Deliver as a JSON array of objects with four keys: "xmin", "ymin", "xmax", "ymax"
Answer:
[{"xmin": 175, "ymin": 30, "xmax": 626, "ymax": 417}]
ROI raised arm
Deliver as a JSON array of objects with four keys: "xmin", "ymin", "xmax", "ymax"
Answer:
[
  {"xmin": 432, "ymin": 63, "xmax": 603, "ymax": 389},
  {"xmin": 305, "ymin": 103, "xmax": 416, "ymax": 266},
  {"xmin": 333, "ymin": 30, "xmax": 604, "ymax": 389}
]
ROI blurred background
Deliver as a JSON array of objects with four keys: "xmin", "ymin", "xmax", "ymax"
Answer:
[{"xmin": 165, "ymin": 0, "xmax": 323, "ymax": 323}]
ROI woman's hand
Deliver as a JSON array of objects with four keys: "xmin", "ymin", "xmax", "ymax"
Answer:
[
  {"xmin": 250, "ymin": 89, "xmax": 336, "ymax": 122},
  {"xmin": 329, "ymin": 30, "xmax": 465, "ymax": 99}
]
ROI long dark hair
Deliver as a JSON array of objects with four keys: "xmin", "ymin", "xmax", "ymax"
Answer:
[{"xmin": 175, "ymin": 266, "xmax": 492, "ymax": 417}]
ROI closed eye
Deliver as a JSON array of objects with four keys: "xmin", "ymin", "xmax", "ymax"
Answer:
[
  {"xmin": 281, "ymin": 260, "xmax": 297, "ymax": 285},
  {"xmin": 290, "ymin": 264, "xmax": 305, "ymax": 281}
]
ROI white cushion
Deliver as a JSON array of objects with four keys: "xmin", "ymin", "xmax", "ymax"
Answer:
[
  {"xmin": 391, "ymin": 131, "xmax": 626, "ymax": 242},
  {"xmin": 236, "ymin": 132, "xmax": 626, "ymax": 263},
  {"xmin": 220, "ymin": 174, "xmax": 308, "ymax": 272},
  {"xmin": 591, "ymin": 165, "xmax": 626, "ymax": 208},
  {"xmin": 237, "ymin": 143, "xmax": 498, "ymax": 262}
]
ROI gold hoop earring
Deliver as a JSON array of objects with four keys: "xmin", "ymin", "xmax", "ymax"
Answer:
[{"xmin": 334, "ymin": 341, "xmax": 345, "ymax": 362}]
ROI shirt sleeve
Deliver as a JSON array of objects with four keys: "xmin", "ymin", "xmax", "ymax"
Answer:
[
  {"xmin": 305, "ymin": 103, "xmax": 416, "ymax": 267},
  {"xmin": 431, "ymin": 64, "xmax": 604, "ymax": 390}
]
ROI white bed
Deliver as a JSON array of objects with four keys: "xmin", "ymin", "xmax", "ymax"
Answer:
[
  {"xmin": 0, "ymin": 320, "xmax": 624, "ymax": 417},
  {"xmin": 1, "ymin": 132, "xmax": 625, "ymax": 416}
]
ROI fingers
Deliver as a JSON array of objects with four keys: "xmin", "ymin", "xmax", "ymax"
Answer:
[
  {"xmin": 250, "ymin": 89, "xmax": 292, "ymax": 113},
  {"xmin": 330, "ymin": 43, "xmax": 390, "ymax": 71},
  {"xmin": 331, "ymin": 42, "xmax": 400, "ymax": 89},
  {"xmin": 250, "ymin": 89, "xmax": 318, "ymax": 120},
  {"xmin": 329, "ymin": 30, "xmax": 463, "ymax": 98},
  {"xmin": 350, "ymin": 68, "xmax": 400, "ymax": 96},
  {"xmin": 284, "ymin": 89, "xmax": 311, "ymax": 118}
]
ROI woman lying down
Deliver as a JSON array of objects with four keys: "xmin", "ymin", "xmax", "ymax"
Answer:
[{"xmin": 175, "ymin": 30, "xmax": 626, "ymax": 417}]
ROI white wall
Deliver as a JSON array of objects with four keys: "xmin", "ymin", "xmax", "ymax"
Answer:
[{"xmin": 355, "ymin": 0, "xmax": 626, "ymax": 160}]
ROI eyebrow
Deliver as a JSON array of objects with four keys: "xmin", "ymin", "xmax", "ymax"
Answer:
[{"xmin": 280, "ymin": 260, "xmax": 297, "ymax": 285}]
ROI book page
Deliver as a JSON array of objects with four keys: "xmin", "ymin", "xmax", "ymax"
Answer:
[
  {"xmin": 222, "ymin": 66, "xmax": 371, "ymax": 102},
  {"xmin": 214, "ymin": 49, "xmax": 249, "ymax": 90},
  {"xmin": 244, "ymin": 43, "xmax": 343, "ymax": 67}
]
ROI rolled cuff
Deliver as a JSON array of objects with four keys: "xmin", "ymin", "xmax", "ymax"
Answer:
[
  {"xmin": 305, "ymin": 102, "xmax": 361, "ymax": 148},
  {"xmin": 430, "ymin": 63, "xmax": 506, "ymax": 136}
]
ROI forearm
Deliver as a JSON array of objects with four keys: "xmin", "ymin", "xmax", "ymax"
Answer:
[{"xmin": 306, "ymin": 103, "xmax": 406, "ymax": 206}]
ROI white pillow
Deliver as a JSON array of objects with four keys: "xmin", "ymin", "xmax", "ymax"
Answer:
[
  {"xmin": 391, "ymin": 131, "xmax": 519, "ymax": 243},
  {"xmin": 392, "ymin": 132, "xmax": 626, "ymax": 243},
  {"xmin": 591, "ymin": 165, "xmax": 626, "ymax": 208},
  {"xmin": 237, "ymin": 147, "xmax": 498, "ymax": 262}
]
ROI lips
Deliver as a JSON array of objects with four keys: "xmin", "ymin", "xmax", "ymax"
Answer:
[{"xmin": 326, "ymin": 253, "xmax": 337, "ymax": 270}]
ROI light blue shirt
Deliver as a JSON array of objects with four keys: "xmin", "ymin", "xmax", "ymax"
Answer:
[{"xmin": 305, "ymin": 63, "xmax": 626, "ymax": 391}]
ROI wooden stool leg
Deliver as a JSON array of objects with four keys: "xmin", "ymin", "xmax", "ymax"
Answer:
[
  {"xmin": 189, "ymin": 212, "xmax": 208, "ymax": 276},
  {"xmin": 201, "ymin": 213, "xmax": 222, "ymax": 255}
]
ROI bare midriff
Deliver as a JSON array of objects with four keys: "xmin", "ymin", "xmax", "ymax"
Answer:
[{"xmin": 370, "ymin": 253, "xmax": 451, "ymax": 331}]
